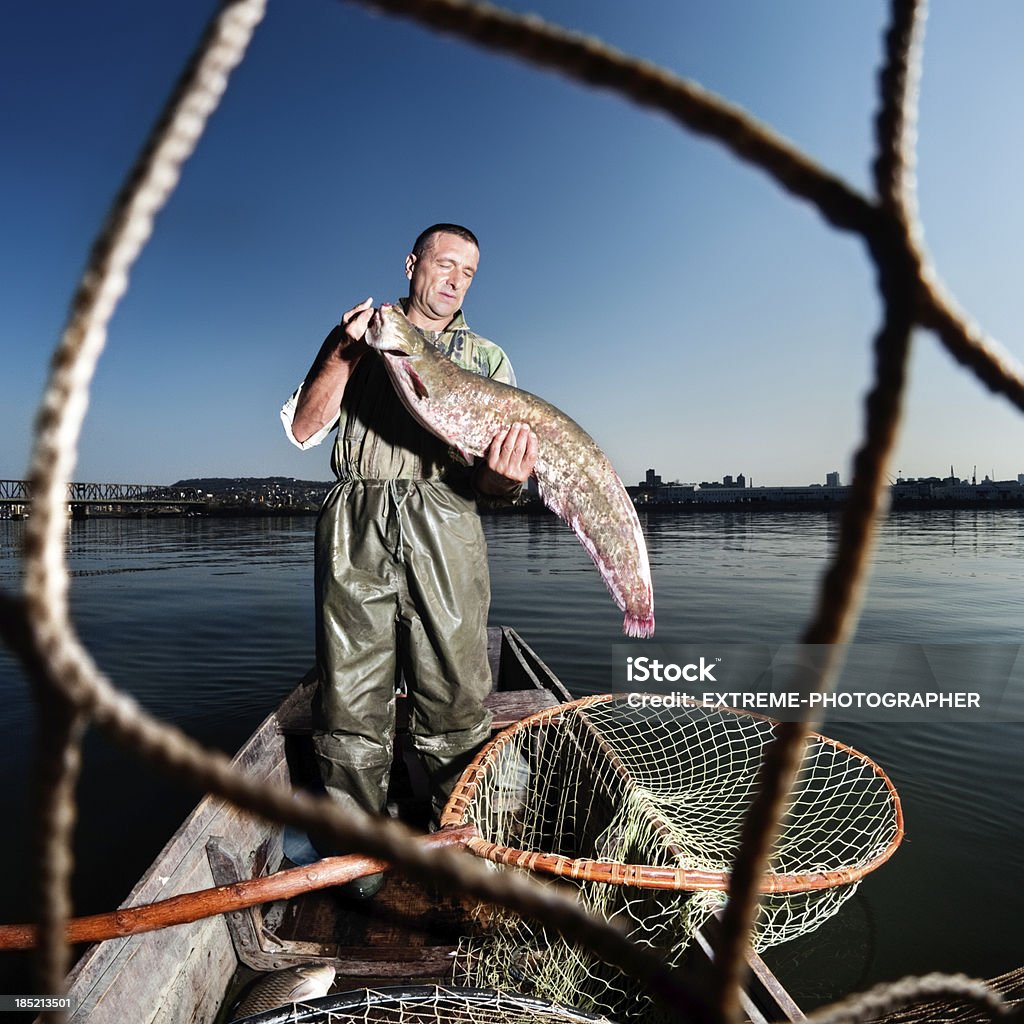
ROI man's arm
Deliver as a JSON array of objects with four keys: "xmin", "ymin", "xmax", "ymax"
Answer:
[{"xmin": 290, "ymin": 297, "xmax": 374, "ymax": 445}]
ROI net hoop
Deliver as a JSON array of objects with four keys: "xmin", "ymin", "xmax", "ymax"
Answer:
[{"xmin": 441, "ymin": 693, "xmax": 904, "ymax": 894}]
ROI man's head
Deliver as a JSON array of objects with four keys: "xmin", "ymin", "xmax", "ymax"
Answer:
[{"xmin": 404, "ymin": 223, "xmax": 480, "ymax": 331}]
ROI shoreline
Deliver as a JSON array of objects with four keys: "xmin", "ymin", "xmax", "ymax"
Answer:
[
  {"xmin": 4, "ymin": 497, "xmax": 1020, "ymax": 521},
  {"xmin": 2, "ymin": 495, "xmax": 1024, "ymax": 524}
]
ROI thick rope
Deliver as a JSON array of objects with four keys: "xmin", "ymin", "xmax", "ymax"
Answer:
[
  {"xmin": 707, "ymin": 4, "xmax": 926, "ymax": 1019},
  {"xmin": 31, "ymin": 696, "xmax": 87, "ymax": 1006},
  {"xmin": 858, "ymin": 965, "xmax": 1024, "ymax": 1024},
  {"xmin": 809, "ymin": 973, "xmax": 1010, "ymax": 1024},
  {"xmin": 917, "ymin": 278, "xmax": 1024, "ymax": 410},
  {"xmin": 2, "ymin": 0, "xmax": 1016, "ymax": 1021},
  {"xmin": 18, "ymin": 1, "xmax": 266, "ymax": 1016}
]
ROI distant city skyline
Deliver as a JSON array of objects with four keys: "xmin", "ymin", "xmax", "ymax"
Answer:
[
  {"xmin": 631, "ymin": 466, "xmax": 1024, "ymax": 508},
  {"xmin": 8, "ymin": 456, "xmax": 1021, "ymax": 493},
  {"xmin": 638, "ymin": 463, "xmax": 1024, "ymax": 490},
  {"xmin": 4, "ymin": 3, "xmax": 1023, "ymax": 488}
]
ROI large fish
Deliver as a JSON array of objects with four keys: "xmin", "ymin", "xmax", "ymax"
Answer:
[
  {"xmin": 365, "ymin": 304, "xmax": 654, "ymax": 637},
  {"xmin": 230, "ymin": 963, "xmax": 336, "ymax": 1021}
]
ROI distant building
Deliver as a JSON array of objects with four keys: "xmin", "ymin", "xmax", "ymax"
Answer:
[
  {"xmin": 627, "ymin": 467, "xmax": 1024, "ymax": 509},
  {"xmin": 628, "ymin": 476, "xmax": 847, "ymax": 506},
  {"xmin": 659, "ymin": 483, "xmax": 697, "ymax": 502}
]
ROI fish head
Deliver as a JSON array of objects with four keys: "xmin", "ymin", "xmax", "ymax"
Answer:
[
  {"xmin": 289, "ymin": 963, "xmax": 337, "ymax": 992},
  {"xmin": 365, "ymin": 304, "xmax": 432, "ymax": 401},
  {"xmin": 230, "ymin": 962, "xmax": 336, "ymax": 1020},
  {"xmin": 365, "ymin": 303, "xmax": 429, "ymax": 359}
]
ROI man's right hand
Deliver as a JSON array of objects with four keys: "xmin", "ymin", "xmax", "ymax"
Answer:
[
  {"xmin": 291, "ymin": 297, "xmax": 375, "ymax": 444},
  {"xmin": 337, "ymin": 296, "xmax": 376, "ymax": 357}
]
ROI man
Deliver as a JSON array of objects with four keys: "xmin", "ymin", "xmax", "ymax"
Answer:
[{"xmin": 281, "ymin": 225, "xmax": 536, "ymax": 888}]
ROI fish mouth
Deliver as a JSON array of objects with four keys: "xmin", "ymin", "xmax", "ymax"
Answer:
[{"xmin": 366, "ymin": 306, "xmax": 409, "ymax": 356}]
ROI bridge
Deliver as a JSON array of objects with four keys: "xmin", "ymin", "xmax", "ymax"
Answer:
[{"xmin": 0, "ymin": 480, "xmax": 207, "ymax": 517}]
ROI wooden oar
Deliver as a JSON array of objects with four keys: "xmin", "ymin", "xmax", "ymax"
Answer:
[{"xmin": 0, "ymin": 824, "xmax": 477, "ymax": 950}]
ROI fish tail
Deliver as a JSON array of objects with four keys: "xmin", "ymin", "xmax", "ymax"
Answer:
[{"xmin": 624, "ymin": 612, "xmax": 655, "ymax": 638}]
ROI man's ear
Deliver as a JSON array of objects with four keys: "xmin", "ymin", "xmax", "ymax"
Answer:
[{"xmin": 404, "ymin": 252, "xmax": 416, "ymax": 281}]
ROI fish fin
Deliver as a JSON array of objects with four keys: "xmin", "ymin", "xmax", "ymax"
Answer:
[
  {"xmin": 404, "ymin": 363, "xmax": 429, "ymax": 400},
  {"xmin": 624, "ymin": 612, "xmax": 656, "ymax": 638}
]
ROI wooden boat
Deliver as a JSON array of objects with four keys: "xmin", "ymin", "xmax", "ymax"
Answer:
[{"xmin": 58, "ymin": 627, "xmax": 803, "ymax": 1024}]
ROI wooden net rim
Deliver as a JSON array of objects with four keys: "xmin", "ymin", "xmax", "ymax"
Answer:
[{"xmin": 441, "ymin": 693, "xmax": 905, "ymax": 894}]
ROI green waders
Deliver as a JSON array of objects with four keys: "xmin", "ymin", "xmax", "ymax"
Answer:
[{"xmin": 312, "ymin": 476, "xmax": 493, "ymax": 833}]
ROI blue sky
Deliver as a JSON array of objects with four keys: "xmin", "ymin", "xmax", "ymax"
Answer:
[{"xmin": 3, "ymin": 1, "xmax": 1023, "ymax": 488}]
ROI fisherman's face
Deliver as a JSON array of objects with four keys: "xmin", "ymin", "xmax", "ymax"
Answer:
[{"xmin": 404, "ymin": 232, "xmax": 479, "ymax": 330}]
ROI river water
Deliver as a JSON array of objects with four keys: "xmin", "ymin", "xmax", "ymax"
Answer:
[{"xmin": 0, "ymin": 508, "xmax": 1022, "ymax": 1008}]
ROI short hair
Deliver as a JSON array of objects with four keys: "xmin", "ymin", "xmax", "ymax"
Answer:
[{"xmin": 412, "ymin": 223, "xmax": 479, "ymax": 259}]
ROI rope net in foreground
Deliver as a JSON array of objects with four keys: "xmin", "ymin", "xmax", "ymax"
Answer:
[
  {"xmin": 8, "ymin": 0, "xmax": 1024, "ymax": 1020},
  {"xmin": 861, "ymin": 967, "xmax": 1024, "ymax": 1024},
  {"xmin": 441, "ymin": 694, "xmax": 904, "ymax": 1020}
]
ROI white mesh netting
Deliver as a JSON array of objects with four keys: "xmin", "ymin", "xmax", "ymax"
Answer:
[
  {"xmin": 442, "ymin": 694, "xmax": 903, "ymax": 1020},
  {"xmin": 232, "ymin": 984, "xmax": 619, "ymax": 1024}
]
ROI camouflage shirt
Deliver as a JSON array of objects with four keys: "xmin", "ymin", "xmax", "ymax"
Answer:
[{"xmin": 284, "ymin": 300, "xmax": 517, "ymax": 485}]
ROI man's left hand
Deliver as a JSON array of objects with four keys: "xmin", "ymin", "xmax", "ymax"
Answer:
[{"xmin": 476, "ymin": 422, "xmax": 538, "ymax": 495}]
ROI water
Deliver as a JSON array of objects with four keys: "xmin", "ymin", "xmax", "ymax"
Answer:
[{"xmin": 0, "ymin": 509, "xmax": 1022, "ymax": 1008}]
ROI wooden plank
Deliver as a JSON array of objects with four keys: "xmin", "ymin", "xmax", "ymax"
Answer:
[
  {"xmin": 692, "ymin": 912, "xmax": 807, "ymax": 1024},
  {"xmin": 487, "ymin": 688, "xmax": 562, "ymax": 728},
  {"xmin": 499, "ymin": 627, "xmax": 572, "ymax": 701},
  {"xmin": 61, "ymin": 706, "xmax": 290, "ymax": 1023},
  {"xmin": 148, "ymin": 933, "xmax": 234, "ymax": 1024}
]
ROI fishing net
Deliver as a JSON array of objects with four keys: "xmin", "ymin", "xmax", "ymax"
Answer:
[
  {"xmin": 863, "ymin": 966, "xmax": 1024, "ymax": 1024},
  {"xmin": 232, "ymin": 984, "xmax": 618, "ymax": 1023},
  {"xmin": 441, "ymin": 694, "xmax": 904, "ymax": 1021}
]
